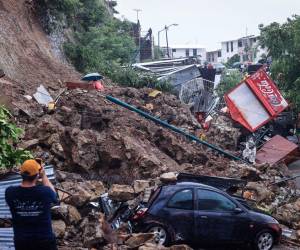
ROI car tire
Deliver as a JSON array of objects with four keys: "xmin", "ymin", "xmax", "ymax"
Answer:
[
  {"xmin": 253, "ymin": 230, "xmax": 274, "ymax": 250},
  {"xmin": 146, "ymin": 223, "xmax": 171, "ymax": 246}
]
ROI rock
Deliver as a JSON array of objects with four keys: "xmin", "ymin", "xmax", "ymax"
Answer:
[
  {"xmin": 246, "ymin": 182, "xmax": 274, "ymax": 202},
  {"xmin": 52, "ymin": 220, "xmax": 66, "ymax": 238},
  {"xmin": 82, "ymin": 212, "xmax": 104, "ymax": 248},
  {"xmin": 61, "ymin": 182, "xmax": 92, "ymax": 207},
  {"xmin": 160, "ymin": 172, "xmax": 177, "ymax": 183},
  {"xmin": 0, "ymin": 69, "xmax": 5, "ymax": 78},
  {"xmin": 170, "ymin": 245, "xmax": 193, "ymax": 250},
  {"xmin": 84, "ymin": 180, "xmax": 106, "ymax": 200},
  {"xmin": 134, "ymin": 180, "xmax": 150, "ymax": 194},
  {"xmin": 61, "ymin": 106, "xmax": 72, "ymax": 113},
  {"xmin": 51, "ymin": 203, "xmax": 69, "ymax": 220},
  {"xmin": 138, "ymin": 243, "xmax": 167, "ymax": 250},
  {"xmin": 19, "ymin": 139, "xmax": 39, "ymax": 149},
  {"xmin": 125, "ymin": 233, "xmax": 155, "ymax": 248},
  {"xmin": 68, "ymin": 205, "xmax": 81, "ymax": 224},
  {"xmin": 108, "ymin": 184, "xmax": 135, "ymax": 201},
  {"xmin": 56, "ymin": 171, "xmax": 83, "ymax": 182},
  {"xmin": 274, "ymin": 198, "xmax": 300, "ymax": 228}
]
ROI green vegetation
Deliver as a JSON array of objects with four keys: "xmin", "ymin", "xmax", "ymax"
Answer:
[
  {"xmin": 226, "ymin": 54, "xmax": 240, "ymax": 68},
  {"xmin": 0, "ymin": 106, "xmax": 32, "ymax": 169},
  {"xmin": 35, "ymin": 0, "xmax": 165, "ymax": 90},
  {"xmin": 217, "ymin": 70, "xmax": 243, "ymax": 96},
  {"xmin": 259, "ymin": 15, "xmax": 300, "ymax": 110}
]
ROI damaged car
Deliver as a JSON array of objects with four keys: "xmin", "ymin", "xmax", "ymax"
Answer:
[{"xmin": 131, "ymin": 180, "xmax": 282, "ymax": 250}]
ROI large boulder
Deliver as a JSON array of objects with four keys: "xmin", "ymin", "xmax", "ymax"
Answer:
[
  {"xmin": 52, "ymin": 220, "xmax": 66, "ymax": 238},
  {"xmin": 160, "ymin": 172, "xmax": 177, "ymax": 183},
  {"xmin": 125, "ymin": 233, "xmax": 155, "ymax": 248},
  {"xmin": 275, "ymin": 198, "xmax": 300, "ymax": 229},
  {"xmin": 68, "ymin": 205, "xmax": 82, "ymax": 224},
  {"xmin": 60, "ymin": 180, "xmax": 106, "ymax": 207},
  {"xmin": 108, "ymin": 184, "xmax": 135, "ymax": 202},
  {"xmin": 133, "ymin": 180, "xmax": 150, "ymax": 194},
  {"xmin": 139, "ymin": 243, "xmax": 168, "ymax": 250},
  {"xmin": 81, "ymin": 212, "xmax": 105, "ymax": 248}
]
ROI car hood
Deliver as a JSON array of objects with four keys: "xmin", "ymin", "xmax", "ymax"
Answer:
[{"xmin": 248, "ymin": 210, "xmax": 279, "ymax": 224}]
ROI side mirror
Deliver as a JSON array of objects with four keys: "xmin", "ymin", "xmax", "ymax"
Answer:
[{"xmin": 233, "ymin": 207, "xmax": 243, "ymax": 214}]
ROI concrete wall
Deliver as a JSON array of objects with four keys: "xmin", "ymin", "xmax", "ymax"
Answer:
[
  {"xmin": 221, "ymin": 40, "xmax": 239, "ymax": 63},
  {"xmin": 207, "ymin": 50, "xmax": 222, "ymax": 63},
  {"xmin": 172, "ymin": 48, "xmax": 206, "ymax": 62}
]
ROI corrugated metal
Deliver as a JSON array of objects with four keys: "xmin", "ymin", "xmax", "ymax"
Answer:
[
  {"xmin": 256, "ymin": 135, "xmax": 298, "ymax": 165},
  {"xmin": 179, "ymin": 78, "xmax": 216, "ymax": 113},
  {"xmin": 0, "ymin": 165, "xmax": 55, "ymax": 219},
  {"xmin": 0, "ymin": 228, "xmax": 14, "ymax": 249}
]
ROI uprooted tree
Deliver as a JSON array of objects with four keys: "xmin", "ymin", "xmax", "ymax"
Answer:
[
  {"xmin": 259, "ymin": 15, "xmax": 300, "ymax": 110},
  {"xmin": 0, "ymin": 106, "xmax": 32, "ymax": 169}
]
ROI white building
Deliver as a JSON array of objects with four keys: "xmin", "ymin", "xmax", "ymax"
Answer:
[
  {"xmin": 162, "ymin": 44, "xmax": 206, "ymax": 63},
  {"xmin": 206, "ymin": 49, "xmax": 222, "ymax": 63},
  {"xmin": 220, "ymin": 35, "xmax": 267, "ymax": 63}
]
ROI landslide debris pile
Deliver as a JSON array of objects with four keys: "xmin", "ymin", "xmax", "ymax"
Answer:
[
  {"xmin": 50, "ymin": 164, "xmax": 299, "ymax": 249},
  {"xmin": 12, "ymin": 85, "xmax": 300, "ymax": 248},
  {"xmin": 17, "ymin": 86, "xmax": 231, "ymax": 184}
]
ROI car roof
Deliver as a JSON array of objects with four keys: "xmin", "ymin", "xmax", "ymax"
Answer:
[{"xmin": 165, "ymin": 181, "xmax": 223, "ymax": 192}]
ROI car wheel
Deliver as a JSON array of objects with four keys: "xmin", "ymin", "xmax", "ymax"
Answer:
[
  {"xmin": 147, "ymin": 224, "xmax": 170, "ymax": 246},
  {"xmin": 254, "ymin": 230, "xmax": 274, "ymax": 250}
]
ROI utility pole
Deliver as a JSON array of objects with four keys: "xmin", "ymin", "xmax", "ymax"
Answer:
[
  {"xmin": 133, "ymin": 9, "xmax": 142, "ymax": 62},
  {"xmin": 165, "ymin": 25, "xmax": 170, "ymax": 58},
  {"xmin": 133, "ymin": 9, "xmax": 142, "ymax": 23},
  {"xmin": 157, "ymin": 24, "xmax": 178, "ymax": 59}
]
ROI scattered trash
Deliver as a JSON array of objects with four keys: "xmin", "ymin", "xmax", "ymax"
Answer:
[
  {"xmin": 23, "ymin": 95, "xmax": 32, "ymax": 101},
  {"xmin": 33, "ymin": 84, "xmax": 54, "ymax": 106},
  {"xmin": 81, "ymin": 72, "xmax": 103, "ymax": 81},
  {"xmin": 242, "ymin": 136, "xmax": 257, "ymax": 164},
  {"xmin": 148, "ymin": 90, "xmax": 162, "ymax": 98}
]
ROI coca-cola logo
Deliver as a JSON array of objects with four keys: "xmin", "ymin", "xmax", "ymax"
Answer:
[{"xmin": 257, "ymin": 80, "xmax": 282, "ymax": 107}]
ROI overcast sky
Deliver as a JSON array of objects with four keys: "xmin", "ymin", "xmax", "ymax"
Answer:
[{"xmin": 116, "ymin": 0, "xmax": 300, "ymax": 51}]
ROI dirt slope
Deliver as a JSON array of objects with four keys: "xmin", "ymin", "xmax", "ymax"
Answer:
[{"xmin": 0, "ymin": 0, "xmax": 78, "ymax": 98}]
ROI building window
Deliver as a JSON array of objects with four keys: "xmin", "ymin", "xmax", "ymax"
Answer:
[
  {"xmin": 218, "ymin": 51, "xmax": 221, "ymax": 57},
  {"xmin": 231, "ymin": 41, "xmax": 234, "ymax": 52},
  {"xmin": 226, "ymin": 42, "xmax": 229, "ymax": 53},
  {"xmin": 238, "ymin": 40, "xmax": 242, "ymax": 47},
  {"xmin": 172, "ymin": 49, "xmax": 177, "ymax": 52},
  {"xmin": 185, "ymin": 49, "xmax": 190, "ymax": 57},
  {"xmin": 193, "ymin": 49, "xmax": 197, "ymax": 57},
  {"xmin": 212, "ymin": 55, "xmax": 214, "ymax": 62}
]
